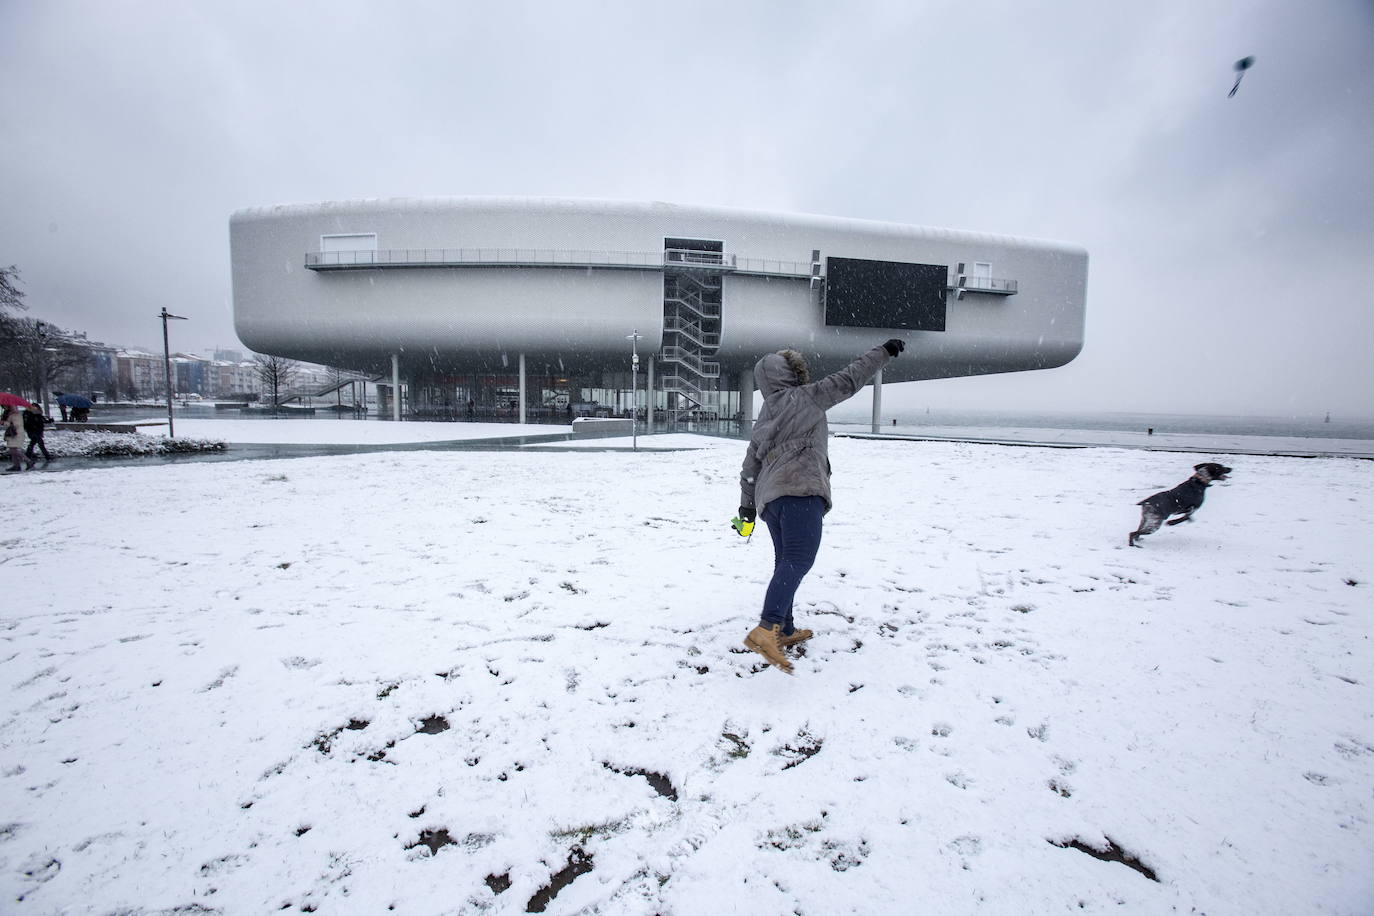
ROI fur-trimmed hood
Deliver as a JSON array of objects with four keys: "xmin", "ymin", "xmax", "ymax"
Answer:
[{"xmin": 754, "ymin": 349, "xmax": 811, "ymax": 396}]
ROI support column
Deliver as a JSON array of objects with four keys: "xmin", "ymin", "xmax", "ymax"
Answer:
[
  {"xmin": 739, "ymin": 368, "xmax": 755, "ymax": 437},
  {"xmin": 646, "ymin": 356, "xmax": 655, "ymax": 434},
  {"xmin": 518, "ymin": 352, "xmax": 527, "ymax": 425},
  {"xmin": 871, "ymin": 368, "xmax": 883, "ymax": 434},
  {"xmin": 391, "ymin": 353, "xmax": 401, "ymax": 422}
]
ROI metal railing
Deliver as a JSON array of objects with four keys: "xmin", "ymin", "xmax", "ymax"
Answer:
[
  {"xmin": 306, "ymin": 247, "xmax": 666, "ymax": 270},
  {"xmin": 661, "ymin": 375, "xmax": 708, "ymax": 402},
  {"xmin": 732, "ymin": 256, "xmax": 813, "ymax": 278},
  {"xmin": 306, "ymin": 247, "xmax": 815, "ymax": 279},
  {"xmin": 307, "ymin": 248, "xmax": 1023, "ymax": 290},
  {"xmin": 666, "ymin": 273, "xmax": 722, "ymax": 295},
  {"xmin": 664, "ymin": 248, "xmax": 731, "ymax": 268},
  {"xmin": 956, "ymin": 276, "xmax": 1018, "ymax": 294},
  {"xmin": 663, "ymin": 316, "xmax": 721, "ymax": 349},
  {"xmin": 661, "ymin": 346, "xmax": 720, "ymax": 378},
  {"xmin": 311, "ymin": 373, "xmax": 374, "ymax": 398},
  {"xmin": 664, "ymin": 295, "xmax": 722, "ymax": 319}
]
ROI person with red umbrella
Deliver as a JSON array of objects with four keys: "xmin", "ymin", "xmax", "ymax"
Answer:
[{"xmin": 3, "ymin": 403, "xmax": 28, "ymax": 472}]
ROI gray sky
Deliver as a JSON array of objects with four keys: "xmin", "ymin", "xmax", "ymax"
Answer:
[{"xmin": 2, "ymin": 0, "xmax": 1371, "ymax": 417}]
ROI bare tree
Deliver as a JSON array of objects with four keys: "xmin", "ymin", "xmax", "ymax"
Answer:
[
  {"xmin": 0, "ymin": 316, "xmax": 86, "ymax": 403},
  {"xmin": 253, "ymin": 353, "xmax": 299, "ymax": 407},
  {"xmin": 0, "ymin": 269, "xmax": 72, "ymax": 397},
  {"xmin": 0, "ymin": 265, "xmax": 24, "ymax": 313},
  {"xmin": 0, "ymin": 265, "xmax": 28, "ymax": 367}
]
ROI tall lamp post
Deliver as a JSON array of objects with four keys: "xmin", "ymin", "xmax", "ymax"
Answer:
[
  {"xmin": 35, "ymin": 321, "xmax": 50, "ymax": 418},
  {"xmin": 626, "ymin": 329, "xmax": 642, "ymax": 452},
  {"xmin": 160, "ymin": 307, "xmax": 187, "ymax": 437}
]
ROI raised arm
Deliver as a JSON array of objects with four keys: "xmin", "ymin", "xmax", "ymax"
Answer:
[{"xmin": 805, "ymin": 340, "xmax": 903, "ymax": 411}]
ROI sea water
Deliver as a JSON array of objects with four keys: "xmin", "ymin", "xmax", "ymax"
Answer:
[{"xmin": 832, "ymin": 408, "xmax": 1374, "ymax": 441}]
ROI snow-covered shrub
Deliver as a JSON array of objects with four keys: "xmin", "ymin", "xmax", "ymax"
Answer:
[{"xmin": 42, "ymin": 430, "xmax": 227, "ymax": 458}]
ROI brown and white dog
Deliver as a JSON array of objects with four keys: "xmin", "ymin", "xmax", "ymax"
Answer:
[{"xmin": 1128, "ymin": 462, "xmax": 1233, "ymax": 547}]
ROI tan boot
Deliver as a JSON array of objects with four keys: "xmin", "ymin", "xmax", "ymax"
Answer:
[
  {"xmin": 779, "ymin": 628, "xmax": 813, "ymax": 648},
  {"xmin": 744, "ymin": 623, "xmax": 793, "ymax": 674}
]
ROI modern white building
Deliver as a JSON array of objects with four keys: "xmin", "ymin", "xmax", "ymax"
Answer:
[{"xmin": 230, "ymin": 197, "xmax": 1087, "ymax": 428}]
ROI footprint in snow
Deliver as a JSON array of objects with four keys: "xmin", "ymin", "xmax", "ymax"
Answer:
[{"xmin": 201, "ymin": 666, "xmax": 239, "ymax": 691}]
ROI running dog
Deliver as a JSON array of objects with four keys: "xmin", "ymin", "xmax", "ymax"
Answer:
[{"xmin": 1128, "ymin": 462, "xmax": 1232, "ymax": 547}]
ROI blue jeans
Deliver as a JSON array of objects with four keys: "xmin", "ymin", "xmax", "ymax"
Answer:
[{"xmin": 760, "ymin": 495, "xmax": 826, "ymax": 632}]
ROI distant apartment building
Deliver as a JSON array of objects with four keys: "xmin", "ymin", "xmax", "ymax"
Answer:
[
  {"xmin": 171, "ymin": 354, "xmax": 208, "ymax": 395},
  {"xmin": 114, "ymin": 350, "xmax": 166, "ymax": 400},
  {"xmin": 212, "ymin": 360, "xmax": 264, "ymax": 398}
]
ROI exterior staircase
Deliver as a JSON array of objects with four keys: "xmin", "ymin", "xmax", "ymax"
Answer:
[{"xmin": 661, "ymin": 251, "xmax": 723, "ymax": 423}]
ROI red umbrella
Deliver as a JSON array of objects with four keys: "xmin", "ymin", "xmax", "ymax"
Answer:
[{"xmin": 0, "ymin": 393, "xmax": 35, "ymax": 408}]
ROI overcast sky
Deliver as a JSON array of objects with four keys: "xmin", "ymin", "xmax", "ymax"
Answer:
[{"xmin": 2, "ymin": 0, "xmax": 1371, "ymax": 417}]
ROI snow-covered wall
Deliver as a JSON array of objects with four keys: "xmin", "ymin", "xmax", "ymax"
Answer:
[{"xmin": 229, "ymin": 196, "xmax": 1087, "ymax": 381}]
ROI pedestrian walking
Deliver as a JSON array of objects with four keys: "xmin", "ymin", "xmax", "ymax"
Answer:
[
  {"xmin": 738, "ymin": 338, "xmax": 905, "ymax": 673},
  {"xmin": 23, "ymin": 406, "xmax": 52, "ymax": 467},
  {"xmin": 3, "ymin": 405, "xmax": 27, "ymax": 472}
]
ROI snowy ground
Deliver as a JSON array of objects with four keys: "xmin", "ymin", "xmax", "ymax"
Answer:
[
  {"xmin": 2, "ymin": 436, "xmax": 1371, "ymax": 914},
  {"xmin": 146, "ymin": 418, "xmax": 574, "ymax": 446}
]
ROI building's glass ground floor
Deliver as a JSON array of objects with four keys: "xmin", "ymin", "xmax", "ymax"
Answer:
[{"xmin": 401, "ymin": 368, "xmax": 744, "ymax": 434}]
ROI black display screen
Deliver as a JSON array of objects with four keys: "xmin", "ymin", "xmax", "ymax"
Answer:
[{"xmin": 824, "ymin": 257, "xmax": 947, "ymax": 331}]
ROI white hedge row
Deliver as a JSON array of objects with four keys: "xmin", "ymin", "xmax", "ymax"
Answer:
[{"xmin": 40, "ymin": 431, "xmax": 228, "ymax": 458}]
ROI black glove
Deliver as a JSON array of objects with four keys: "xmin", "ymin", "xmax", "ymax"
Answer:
[
  {"xmin": 882, "ymin": 339, "xmax": 905, "ymax": 357},
  {"xmin": 738, "ymin": 506, "xmax": 756, "ymax": 523}
]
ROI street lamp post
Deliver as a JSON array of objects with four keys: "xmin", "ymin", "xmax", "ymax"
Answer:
[
  {"xmin": 626, "ymin": 329, "xmax": 643, "ymax": 451},
  {"xmin": 35, "ymin": 321, "xmax": 49, "ymax": 418},
  {"xmin": 160, "ymin": 307, "xmax": 187, "ymax": 437},
  {"xmin": 40, "ymin": 348, "xmax": 58, "ymax": 420}
]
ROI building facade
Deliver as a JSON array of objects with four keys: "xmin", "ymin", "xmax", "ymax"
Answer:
[{"xmin": 230, "ymin": 197, "xmax": 1088, "ymax": 426}]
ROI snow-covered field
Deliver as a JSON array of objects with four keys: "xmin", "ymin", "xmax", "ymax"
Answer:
[
  {"xmin": 150, "ymin": 418, "xmax": 573, "ymax": 445},
  {"xmin": 2, "ymin": 435, "xmax": 1371, "ymax": 914}
]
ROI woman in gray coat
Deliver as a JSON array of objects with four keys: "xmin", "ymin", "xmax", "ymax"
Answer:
[{"xmin": 738, "ymin": 339, "xmax": 904, "ymax": 672}]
